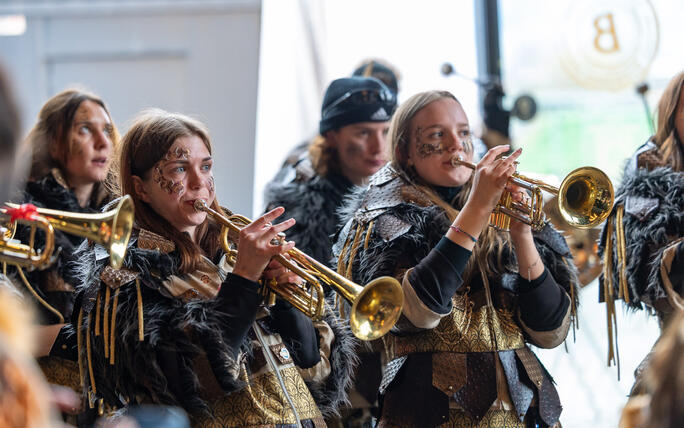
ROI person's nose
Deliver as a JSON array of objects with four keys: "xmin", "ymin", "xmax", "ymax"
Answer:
[
  {"xmin": 368, "ymin": 131, "xmax": 384, "ymax": 154},
  {"xmin": 187, "ymin": 167, "xmax": 204, "ymax": 191},
  {"xmin": 93, "ymin": 129, "xmax": 111, "ymax": 152},
  {"xmin": 445, "ymin": 131, "xmax": 464, "ymax": 153}
]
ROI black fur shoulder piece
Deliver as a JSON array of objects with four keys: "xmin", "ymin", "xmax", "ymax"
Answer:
[
  {"xmin": 71, "ymin": 234, "xmax": 247, "ymax": 414},
  {"xmin": 599, "ymin": 167, "xmax": 684, "ymax": 309},
  {"xmin": 264, "ymin": 172, "xmax": 354, "ymax": 266},
  {"xmin": 305, "ymin": 302, "xmax": 359, "ymax": 418}
]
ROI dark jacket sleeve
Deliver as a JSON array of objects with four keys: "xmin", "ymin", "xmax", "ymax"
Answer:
[
  {"xmin": 517, "ymin": 269, "xmax": 570, "ymax": 331},
  {"xmin": 407, "ymin": 237, "xmax": 472, "ymax": 314},
  {"xmin": 266, "ymin": 300, "xmax": 321, "ymax": 368}
]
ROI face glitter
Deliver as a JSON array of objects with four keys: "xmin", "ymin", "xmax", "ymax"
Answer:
[{"xmin": 153, "ymin": 146, "xmax": 191, "ymax": 194}]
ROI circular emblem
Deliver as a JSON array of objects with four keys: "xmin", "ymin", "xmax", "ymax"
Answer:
[
  {"xmin": 200, "ymin": 274, "xmax": 210, "ymax": 284},
  {"xmin": 558, "ymin": 0, "xmax": 659, "ymax": 91},
  {"xmin": 279, "ymin": 347, "xmax": 290, "ymax": 361}
]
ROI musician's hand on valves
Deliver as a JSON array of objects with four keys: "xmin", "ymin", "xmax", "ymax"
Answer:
[
  {"xmin": 232, "ymin": 207, "xmax": 296, "ymax": 282},
  {"xmin": 507, "ymin": 184, "xmax": 533, "ymax": 243},
  {"xmin": 466, "ymin": 145, "xmax": 522, "ymax": 215},
  {"xmin": 261, "ymin": 257, "xmax": 305, "ymax": 289}
]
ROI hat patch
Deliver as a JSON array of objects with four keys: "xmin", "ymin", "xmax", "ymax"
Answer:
[{"xmin": 370, "ymin": 107, "xmax": 389, "ymax": 121}]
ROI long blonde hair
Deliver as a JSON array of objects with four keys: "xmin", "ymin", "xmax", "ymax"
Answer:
[
  {"xmin": 388, "ymin": 90, "xmax": 511, "ymax": 282},
  {"xmin": 640, "ymin": 71, "xmax": 684, "ymax": 171}
]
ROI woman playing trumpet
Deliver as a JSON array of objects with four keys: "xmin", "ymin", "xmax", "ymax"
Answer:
[
  {"xmin": 72, "ymin": 109, "xmax": 355, "ymax": 427},
  {"xmin": 334, "ymin": 91, "xmax": 579, "ymax": 427}
]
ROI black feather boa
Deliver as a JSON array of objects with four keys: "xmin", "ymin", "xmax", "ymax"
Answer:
[
  {"xmin": 598, "ymin": 167, "xmax": 684, "ymax": 310},
  {"xmin": 71, "ymin": 236, "xmax": 357, "ymax": 418}
]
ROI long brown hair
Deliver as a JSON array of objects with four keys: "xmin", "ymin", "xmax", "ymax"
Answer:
[
  {"xmin": 388, "ymin": 90, "xmax": 510, "ymax": 283},
  {"xmin": 25, "ymin": 88, "xmax": 120, "ymax": 180},
  {"xmin": 308, "ymin": 134, "xmax": 340, "ymax": 177},
  {"xmin": 639, "ymin": 71, "xmax": 684, "ymax": 171},
  {"xmin": 117, "ymin": 109, "xmax": 224, "ymax": 274}
]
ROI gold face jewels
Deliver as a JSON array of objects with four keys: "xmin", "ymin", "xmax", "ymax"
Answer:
[{"xmin": 153, "ymin": 146, "xmax": 190, "ymax": 194}]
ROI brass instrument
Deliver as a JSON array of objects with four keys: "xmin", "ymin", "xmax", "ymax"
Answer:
[
  {"xmin": 194, "ymin": 199, "xmax": 404, "ymax": 341},
  {"xmin": 0, "ymin": 195, "xmax": 135, "ymax": 270},
  {"xmin": 451, "ymin": 156, "xmax": 615, "ymax": 231}
]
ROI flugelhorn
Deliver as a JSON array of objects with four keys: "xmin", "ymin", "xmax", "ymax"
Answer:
[
  {"xmin": 0, "ymin": 195, "xmax": 135, "ymax": 270},
  {"xmin": 451, "ymin": 156, "xmax": 614, "ymax": 231},
  {"xmin": 194, "ymin": 199, "xmax": 404, "ymax": 341}
]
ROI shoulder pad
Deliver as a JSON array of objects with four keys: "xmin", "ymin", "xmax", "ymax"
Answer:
[
  {"xmin": 369, "ymin": 164, "xmax": 400, "ymax": 186},
  {"xmin": 374, "ymin": 213, "xmax": 412, "ymax": 242},
  {"xmin": 138, "ymin": 229, "xmax": 175, "ymax": 253},
  {"xmin": 624, "ymin": 195, "xmax": 659, "ymax": 221},
  {"xmin": 100, "ymin": 266, "xmax": 139, "ymax": 289}
]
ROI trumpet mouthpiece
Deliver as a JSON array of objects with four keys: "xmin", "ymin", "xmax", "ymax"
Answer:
[{"xmin": 193, "ymin": 199, "xmax": 208, "ymax": 211}]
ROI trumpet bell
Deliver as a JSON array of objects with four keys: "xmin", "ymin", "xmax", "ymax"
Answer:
[
  {"xmin": 351, "ymin": 276, "xmax": 404, "ymax": 341},
  {"xmin": 558, "ymin": 167, "xmax": 614, "ymax": 229}
]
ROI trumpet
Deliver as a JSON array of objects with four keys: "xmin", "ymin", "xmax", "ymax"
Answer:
[
  {"xmin": 0, "ymin": 195, "xmax": 135, "ymax": 270},
  {"xmin": 451, "ymin": 156, "xmax": 614, "ymax": 231},
  {"xmin": 194, "ymin": 199, "xmax": 404, "ymax": 341}
]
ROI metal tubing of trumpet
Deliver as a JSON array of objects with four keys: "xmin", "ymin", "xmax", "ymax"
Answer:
[
  {"xmin": 0, "ymin": 213, "xmax": 55, "ymax": 269},
  {"xmin": 2, "ymin": 195, "xmax": 134, "ymax": 270},
  {"xmin": 194, "ymin": 199, "xmax": 404, "ymax": 340}
]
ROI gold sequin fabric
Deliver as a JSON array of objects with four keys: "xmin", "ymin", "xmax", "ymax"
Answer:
[
  {"xmin": 193, "ymin": 366, "xmax": 323, "ymax": 428},
  {"xmin": 386, "ymin": 299, "xmax": 525, "ymax": 357},
  {"xmin": 437, "ymin": 409, "xmax": 526, "ymax": 428},
  {"xmin": 37, "ymin": 356, "xmax": 81, "ymax": 393}
]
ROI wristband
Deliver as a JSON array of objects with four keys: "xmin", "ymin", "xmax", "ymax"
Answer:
[{"xmin": 449, "ymin": 225, "xmax": 478, "ymax": 243}]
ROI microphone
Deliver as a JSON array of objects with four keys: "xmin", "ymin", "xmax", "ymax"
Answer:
[{"xmin": 441, "ymin": 63, "xmax": 455, "ymax": 77}]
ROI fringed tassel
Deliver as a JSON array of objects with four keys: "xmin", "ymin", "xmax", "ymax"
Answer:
[
  {"xmin": 86, "ymin": 311, "xmax": 97, "ymax": 395},
  {"xmin": 94, "ymin": 291, "xmax": 101, "ymax": 336},
  {"xmin": 603, "ymin": 217, "xmax": 620, "ymax": 378},
  {"xmin": 615, "ymin": 206, "xmax": 630, "ymax": 303},
  {"xmin": 109, "ymin": 289, "xmax": 120, "ymax": 365},
  {"xmin": 561, "ymin": 257, "xmax": 579, "ymax": 342},
  {"xmin": 363, "ymin": 220, "xmax": 375, "ymax": 250},
  {"xmin": 103, "ymin": 287, "xmax": 110, "ymax": 357},
  {"xmin": 16, "ymin": 265, "xmax": 64, "ymax": 323},
  {"xmin": 345, "ymin": 223, "xmax": 365, "ymax": 280},
  {"xmin": 335, "ymin": 223, "xmax": 360, "ymax": 319},
  {"xmin": 76, "ymin": 308, "xmax": 85, "ymax": 389},
  {"xmin": 136, "ymin": 279, "xmax": 144, "ymax": 341}
]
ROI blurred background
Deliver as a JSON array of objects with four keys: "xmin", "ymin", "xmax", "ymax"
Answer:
[{"xmin": 0, "ymin": 0, "xmax": 681, "ymax": 426}]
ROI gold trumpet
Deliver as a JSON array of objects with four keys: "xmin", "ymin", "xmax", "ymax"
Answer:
[
  {"xmin": 451, "ymin": 156, "xmax": 614, "ymax": 231},
  {"xmin": 0, "ymin": 195, "xmax": 135, "ymax": 270},
  {"xmin": 194, "ymin": 199, "xmax": 404, "ymax": 341}
]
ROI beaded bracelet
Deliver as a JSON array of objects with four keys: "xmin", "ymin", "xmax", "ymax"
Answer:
[{"xmin": 449, "ymin": 225, "xmax": 478, "ymax": 243}]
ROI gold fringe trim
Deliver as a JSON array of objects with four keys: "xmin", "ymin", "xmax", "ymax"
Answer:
[
  {"xmin": 136, "ymin": 279, "xmax": 144, "ymax": 341},
  {"xmin": 86, "ymin": 311, "xmax": 96, "ymax": 394},
  {"xmin": 103, "ymin": 287, "xmax": 110, "ymax": 357},
  {"xmin": 615, "ymin": 206, "xmax": 630, "ymax": 303},
  {"xmin": 602, "ymin": 216, "xmax": 620, "ymax": 378},
  {"xmin": 363, "ymin": 220, "xmax": 375, "ymax": 250},
  {"xmin": 16, "ymin": 266, "xmax": 65, "ymax": 323},
  {"xmin": 76, "ymin": 308, "xmax": 84, "ymax": 388},
  {"xmin": 109, "ymin": 289, "xmax": 120, "ymax": 365},
  {"xmin": 345, "ymin": 223, "xmax": 365, "ymax": 280},
  {"xmin": 94, "ymin": 291, "xmax": 101, "ymax": 336}
]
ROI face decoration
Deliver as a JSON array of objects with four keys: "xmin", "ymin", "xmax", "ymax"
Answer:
[
  {"xmin": 153, "ymin": 146, "xmax": 191, "ymax": 195},
  {"xmin": 414, "ymin": 126, "xmax": 473, "ymax": 159}
]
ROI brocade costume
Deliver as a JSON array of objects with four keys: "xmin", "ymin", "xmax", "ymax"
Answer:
[
  {"xmin": 72, "ymin": 228, "xmax": 356, "ymax": 428},
  {"xmin": 598, "ymin": 144, "xmax": 684, "ymax": 391},
  {"xmin": 334, "ymin": 165, "xmax": 580, "ymax": 428}
]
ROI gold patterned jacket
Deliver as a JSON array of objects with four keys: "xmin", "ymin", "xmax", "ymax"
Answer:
[
  {"xmin": 333, "ymin": 165, "xmax": 580, "ymax": 428},
  {"xmin": 73, "ymin": 228, "xmax": 355, "ymax": 428}
]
